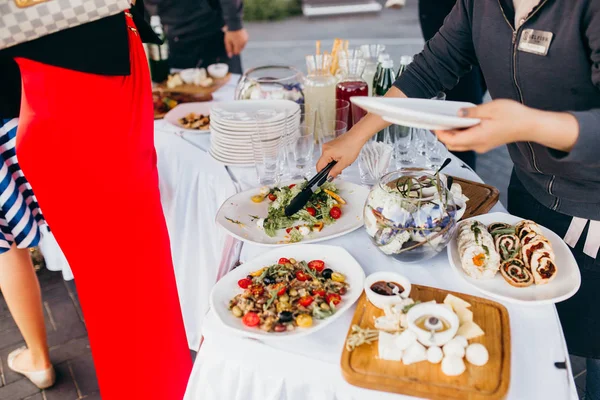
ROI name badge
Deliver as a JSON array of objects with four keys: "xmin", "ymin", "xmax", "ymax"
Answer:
[{"xmin": 518, "ymin": 29, "xmax": 554, "ymax": 56}]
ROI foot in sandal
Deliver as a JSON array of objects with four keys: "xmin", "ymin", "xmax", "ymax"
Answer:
[{"xmin": 7, "ymin": 347, "xmax": 55, "ymax": 389}]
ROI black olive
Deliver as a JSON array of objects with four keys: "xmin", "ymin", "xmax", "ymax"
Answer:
[
  {"xmin": 322, "ymin": 268, "xmax": 333, "ymax": 280},
  {"xmin": 263, "ymin": 276, "xmax": 275, "ymax": 285},
  {"xmin": 278, "ymin": 311, "xmax": 293, "ymax": 323},
  {"xmin": 247, "ymin": 275, "xmax": 253, "ymax": 280}
]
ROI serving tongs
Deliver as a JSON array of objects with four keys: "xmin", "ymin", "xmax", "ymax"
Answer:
[{"xmin": 284, "ymin": 161, "xmax": 337, "ymax": 217}]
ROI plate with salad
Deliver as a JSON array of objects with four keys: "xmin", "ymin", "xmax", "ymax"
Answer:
[
  {"xmin": 210, "ymin": 244, "xmax": 365, "ymax": 339},
  {"xmin": 216, "ymin": 179, "xmax": 369, "ymax": 246}
]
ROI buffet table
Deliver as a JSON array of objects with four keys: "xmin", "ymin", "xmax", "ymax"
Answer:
[{"xmin": 184, "ymin": 161, "xmax": 579, "ymax": 400}]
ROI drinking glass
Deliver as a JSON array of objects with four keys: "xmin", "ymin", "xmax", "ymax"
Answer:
[
  {"xmin": 315, "ymin": 99, "xmax": 349, "ymax": 138},
  {"xmin": 287, "ymin": 117, "xmax": 316, "ymax": 179},
  {"xmin": 252, "ymin": 112, "xmax": 284, "ymax": 185},
  {"xmin": 426, "ymin": 140, "xmax": 449, "ymax": 170},
  {"xmin": 394, "ymin": 126, "xmax": 417, "ymax": 167}
]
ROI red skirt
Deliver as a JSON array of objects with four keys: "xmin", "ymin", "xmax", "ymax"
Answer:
[{"xmin": 15, "ymin": 14, "xmax": 192, "ymax": 399}]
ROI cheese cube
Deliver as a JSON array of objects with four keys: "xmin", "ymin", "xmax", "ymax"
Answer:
[{"xmin": 378, "ymin": 331, "xmax": 403, "ymax": 361}]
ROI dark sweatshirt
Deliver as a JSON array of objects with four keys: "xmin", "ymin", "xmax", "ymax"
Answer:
[
  {"xmin": 146, "ymin": 0, "xmax": 244, "ymax": 39},
  {"xmin": 394, "ymin": 0, "xmax": 600, "ymax": 220}
]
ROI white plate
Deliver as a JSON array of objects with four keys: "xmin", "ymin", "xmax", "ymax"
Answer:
[
  {"xmin": 351, "ymin": 97, "xmax": 481, "ymax": 130},
  {"xmin": 447, "ymin": 212, "xmax": 581, "ymax": 305},
  {"xmin": 209, "ymin": 148, "xmax": 255, "ymax": 167},
  {"xmin": 211, "ymin": 100, "xmax": 300, "ymax": 124},
  {"xmin": 164, "ymin": 102, "xmax": 212, "ymax": 133},
  {"xmin": 216, "ymin": 179, "xmax": 370, "ymax": 246},
  {"xmin": 210, "ymin": 244, "xmax": 365, "ymax": 339}
]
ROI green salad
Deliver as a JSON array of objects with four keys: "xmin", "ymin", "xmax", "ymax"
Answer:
[{"xmin": 256, "ymin": 181, "xmax": 346, "ymax": 243}]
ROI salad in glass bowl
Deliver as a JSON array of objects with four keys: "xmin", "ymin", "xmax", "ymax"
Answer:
[
  {"xmin": 364, "ymin": 169, "xmax": 468, "ymax": 263},
  {"xmin": 254, "ymin": 181, "xmax": 346, "ymax": 243}
]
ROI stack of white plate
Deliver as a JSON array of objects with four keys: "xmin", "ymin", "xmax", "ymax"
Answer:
[{"xmin": 209, "ymin": 100, "xmax": 301, "ymax": 166}]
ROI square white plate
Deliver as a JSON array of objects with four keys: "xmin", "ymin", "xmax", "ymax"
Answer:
[
  {"xmin": 447, "ymin": 212, "xmax": 581, "ymax": 305},
  {"xmin": 210, "ymin": 244, "xmax": 365, "ymax": 340}
]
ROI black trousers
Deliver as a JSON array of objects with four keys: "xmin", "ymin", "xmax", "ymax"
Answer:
[
  {"xmin": 167, "ymin": 30, "xmax": 243, "ymax": 75},
  {"xmin": 508, "ymin": 171, "xmax": 600, "ymax": 358},
  {"xmin": 418, "ymin": 0, "xmax": 487, "ymax": 170}
]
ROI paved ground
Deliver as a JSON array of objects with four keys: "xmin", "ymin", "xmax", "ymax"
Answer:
[{"xmin": 0, "ymin": 2, "xmax": 586, "ymax": 399}]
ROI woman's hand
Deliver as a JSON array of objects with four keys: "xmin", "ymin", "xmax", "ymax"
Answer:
[
  {"xmin": 316, "ymin": 129, "xmax": 366, "ymax": 178},
  {"xmin": 435, "ymin": 99, "xmax": 579, "ymax": 153}
]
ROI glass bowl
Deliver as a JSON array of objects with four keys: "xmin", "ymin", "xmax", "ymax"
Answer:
[
  {"xmin": 235, "ymin": 65, "xmax": 304, "ymax": 104},
  {"xmin": 363, "ymin": 169, "xmax": 460, "ymax": 263}
]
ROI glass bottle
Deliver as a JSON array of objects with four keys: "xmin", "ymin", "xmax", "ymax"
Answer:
[
  {"xmin": 304, "ymin": 54, "xmax": 337, "ymax": 141},
  {"xmin": 148, "ymin": 16, "xmax": 170, "ymax": 83},
  {"xmin": 397, "ymin": 55, "xmax": 413, "ymax": 78},
  {"xmin": 336, "ymin": 58, "xmax": 368, "ymax": 129},
  {"xmin": 374, "ymin": 59, "xmax": 396, "ymax": 142},
  {"xmin": 360, "ymin": 44, "xmax": 385, "ymax": 97},
  {"xmin": 372, "ymin": 53, "xmax": 390, "ymax": 96}
]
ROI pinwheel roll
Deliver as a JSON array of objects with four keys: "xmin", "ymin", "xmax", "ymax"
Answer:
[
  {"xmin": 457, "ymin": 221, "xmax": 501, "ymax": 280},
  {"xmin": 495, "ymin": 233, "xmax": 520, "ymax": 261},
  {"xmin": 487, "ymin": 222, "xmax": 513, "ymax": 235},
  {"xmin": 522, "ymin": 239, "xmax": 555, "ymax": 270},
  {"xmin": 500, "ymin": 258, "xmax": 534, "ymax": 287},
  {"xmin": 530, "ymin": 254, "xmax": 558, "ymax": 285},
  {"xmin": 515, "ymin": 220, "xmax": 542, "ymax": 241}
]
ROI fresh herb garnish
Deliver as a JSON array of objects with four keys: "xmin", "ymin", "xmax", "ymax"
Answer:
[
  {"xmin": 248, "ymin": 214, "xmax": 260, "ymax": 221},
  {"xmin": 264, "ymin": 289, "xmax": 279, "ymax": 310},
  {"xmin": 402, "ymin": 301, "xmax": 421, "ymax": 313},
  {"xmin": 225, "ymin": 217, "xmax": 244, "ymax": 226}
]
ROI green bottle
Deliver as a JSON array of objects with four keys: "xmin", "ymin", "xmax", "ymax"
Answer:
[
  {"xmin": 396, "ymin": 55, "xmax": 413, "ymax": 78},
  {"xmin": 375, "ymin": 59, "xmax": 396, "ymax": 142},
  {"xmin": 148, "ymin": 16, "xmax": 170, "ymax": 83},
  {"xmin": 372, "ymin": 53, "xmax": 390, "ymax": 96}
]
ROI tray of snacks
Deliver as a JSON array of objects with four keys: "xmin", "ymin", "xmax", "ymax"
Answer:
[
  {"xmin": 216, "ymin": 179, "xmax": 370, "ymax": 246},
  {"xmin": 163, "ymin": 102, "xmax": 212, "ymax": 133},
  {"xmin": 447, "ymin": 212, "xmax": 581, "ymax": 305},
  {"xmin": 341, "ymin": 273, "xmax": 510, "ymax": 400},
  {"xmin": 210, "ymin": 244, "xmax": 365, "ymax": 339},
  {"xmin": 155, "ymin": 65, "xmax": 231, "ymax": 96}
]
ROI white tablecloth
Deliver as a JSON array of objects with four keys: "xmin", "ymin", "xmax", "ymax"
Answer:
[{"xmin": 184, "ymin": 159, "xmax": 579, "ymax": 400}]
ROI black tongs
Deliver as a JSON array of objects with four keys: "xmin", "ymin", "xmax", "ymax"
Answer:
[{"xmin": 284, "ymin": 161, "xmax": 337, "ymax": 217}]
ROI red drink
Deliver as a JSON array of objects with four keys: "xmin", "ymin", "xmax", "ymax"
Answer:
[{"xmin": 336, "ymin": 80, "xmax": 368, "ymax": 128}]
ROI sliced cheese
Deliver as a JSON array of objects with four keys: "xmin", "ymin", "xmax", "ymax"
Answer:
[
  {"xmin": 456, "ymin": 321, "xmax": 485, "ymax": 340},
  {"xmin": 378, "ymin": 331, "xmax": 403, "ymax": 361},
  {"xmin": 455, "ymin": 307, "xmax": 474, "ymax": 325},
  {"xmin": 444, "ymin": 294, "xmax": 471, "ymax": 310}
]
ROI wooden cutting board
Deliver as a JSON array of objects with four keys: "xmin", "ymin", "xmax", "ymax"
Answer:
[
  {"xmin": 341, "ymin": 286, "xmax": 511, "ymax": 400},
  {"xmin": 155, "ymin": 73, "xmax": 232, "ymax": 95},
  {"xmin": 453, "ymin": 177, "xmax": 500, "ymax": 220}
]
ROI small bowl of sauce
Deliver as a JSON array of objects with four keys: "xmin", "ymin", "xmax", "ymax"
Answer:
[
  {"xmin": 364, "ymin": 272, "xmax": 412, "ymax": 309},
  {"xmin": 407, "ymin": 303, "xmax": 459, "ymax": 346}
]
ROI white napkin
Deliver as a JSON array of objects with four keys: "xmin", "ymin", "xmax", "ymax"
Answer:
[{"xmin": 361, "ymin": 141, "xmax": 393, "ymax": 181}]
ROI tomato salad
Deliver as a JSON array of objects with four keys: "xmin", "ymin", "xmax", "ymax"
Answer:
[{"xmin": 229, "ymin": 258, "xmax": 349, "ymax": 332}]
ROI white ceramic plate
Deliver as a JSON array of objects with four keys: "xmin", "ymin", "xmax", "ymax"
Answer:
[
  {"xmin": 211, "ymin": 99, "xmax": 300, "ymax": 125},
  {"xmin": 351, "ymin": 97, "xmax": 481, "ymax": 130},
  {"xmin": 216, "ymin": 179, "xmax": 370, "ymax": 246},
  {"xmin": 209, "ymin": 148, "xmax": 255, "ymax": 167},
  {"xmin": 210, "ymin": 244, "xmax": 365, "ymax": 339},
  {"xmin": 164, "ymin": 102, "xmax": 212, "ymax": 133},
  {"xmin": 447, "ymin": 212, "xmax": 581, "ymax": 305}
]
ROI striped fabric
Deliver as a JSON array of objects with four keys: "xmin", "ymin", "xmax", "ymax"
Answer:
[{"xmin": 0, "ymin": 118, "xmax": 45, "ymax": 254}]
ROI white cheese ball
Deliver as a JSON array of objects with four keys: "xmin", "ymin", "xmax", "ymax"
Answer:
[
  {"xmin": 451, "ymin": 336, "xmax": 468, "ymax": 348},
  {"xmin": 441, "ymin": 356, "xmax": 466, "ymax": 376},
  {"xmin": 402, "ymin": 342, "xmax": 427, "ymax": 365},
  {"xmin": 466, "ymin": 343, "xmax": 489, "ymax": 366},
  {"xmin": 443, "ymin": 340, "xmax": 466, "ymax": 358},
  {"xmin": 395, "ymin": 329, "xmax": 418, "ymax": 351},
  {"xmin": 298, "ymin": 226, "xmax": 311, "ymax": 236},
  {"xmin": 426, "ymin": 346, "xmax": 443, "ymax": 364}
]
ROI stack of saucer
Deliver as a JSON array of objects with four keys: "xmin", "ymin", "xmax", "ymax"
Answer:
[{"xmin": 209, "ymin": 100, "xmax": 301, "ymax": 166}]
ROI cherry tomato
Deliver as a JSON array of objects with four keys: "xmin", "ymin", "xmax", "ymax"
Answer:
[
  {"xmin": 288, "ymin": 184, "xmax": 296, "ymax": 188},
  {"xmin": 326, "ymin": 293, "xmax": 342, "ymax": 306},
  {"xmin": 278, "ymin": 257, "xmax": 290, "ymax": 265},
  {"xmin": 295, "ymin": 271, "xmax": 309, "ymax": 281},
  {"xmin": 298, "ymin": 296, "xmax": 314, "ymax": 307},
  {"xmin": 296, "ymin": 314, "xmax": 313, "ymax": 328},
  {"xmin": 306, "ymin": 207, "xmax": 316, "ymax": 217},
  {"xmin": 249, "ymin": 285, "xmax": 264, "ymax": 297},
  {"xmin": 237, "ymin": 278, "xmax": 252, "ymax": 289},
  {"xmin": 286, "ymin": 227, "xmax": 295, "ymax": 234},
  {"xmin": 242, "ymin": 312, "xmax": 260, "ymax": 327},
  {"xmin": 312, "ymin": 289, "xmax": 326, "ymax": 297},
  {"xmin": 268, "ymin": 193, "xmax": 277, "ymax": 201},
  {"xmin": 329, "ymin": 206, "xmax": 342, "ymax": 219},
  {"xmin": 273, "ymin": 282, "xmax": 287, "ymax": 296},
  {"xmin": 308, "ymin": 260, "xmax": 326, "ymax": 272}
]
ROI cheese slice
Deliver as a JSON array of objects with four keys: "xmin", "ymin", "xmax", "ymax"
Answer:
[
  {"xmin": 444, "ymin": 294, "xmax": 471, "ymax": 310},
  {"xmin": 456, "ymin": 321, "xmax": 485, "ymax": 339},
  {"xmin": 455, "ymin": 307, "xmax": 474, "ymax": 325},
  {"xmin": 378, "ymin": 331, "xmax": 403, "ymax": 361}
]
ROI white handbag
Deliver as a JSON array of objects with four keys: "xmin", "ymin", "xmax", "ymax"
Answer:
[{"xmin": 0, "ymin": 0, "xmax": 131, "ymax": 50}]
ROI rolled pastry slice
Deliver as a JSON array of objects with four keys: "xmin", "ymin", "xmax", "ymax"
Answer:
[
  {"xmin": 515, "ymin": 220, "xmax": 542, "ymax": 241},
  {"xmin": 495, "ymin": 233, "xmax": 520, "ymax": 261},
  {"xmin": 530, "ymin": 254, "xmax": 558, "ymax": 285},
  {"xmin": 460, "ymin": 242, "xmax": 501, "ymax": 279},
  {"xmin": 487, "ymin": 222, "xmax": 513, "ymax": 235},
  {"xmin": 522, "ymin": 239, "xmax": 555, "ymax": 270},
  {"xmin": 500, "ymin": 258, "xmax": 534, "ymax": 287}
]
